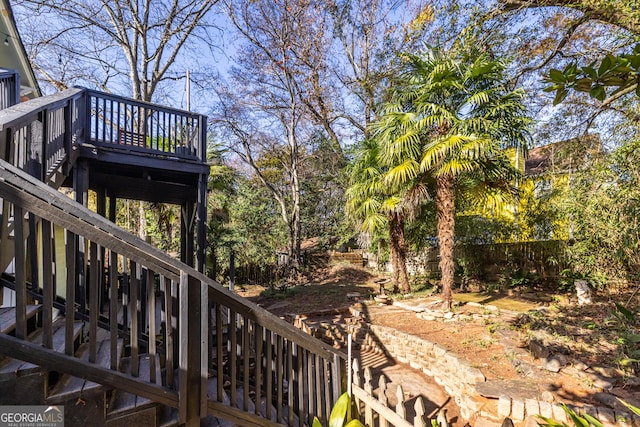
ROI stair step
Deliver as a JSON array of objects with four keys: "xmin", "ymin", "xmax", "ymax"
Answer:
[
  {"xmin": 206, "ymin": 376, "xmax": 231, "ymax": 405},
  {"xmin": 158, "ymin": 372, "xmax": 235, "ymax": 427},
  {"xmin": 157, "ymin": 405, "xmax": 235, "ymax": 427},
  {"xmin": 0, "ymin": 305, "xmax": 41, "ymax": 334},
  {"xmin": 47, "ymin": 338, "xmax": 124, "ymax": 404},
  {"xmin": 106, "ymin": 353, "xmax": 162, "ymax": 421},
  {"xmin": 0, "ymin": 318, "xmax": 83, "ymax": 381},
  {"xmin": 215, "ymin": 380, "xmax": 286, "ymax": 426}
]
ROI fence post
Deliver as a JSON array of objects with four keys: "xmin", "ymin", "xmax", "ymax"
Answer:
[
  {"xmin": 363, "ymin": 368, "xmax": 373, "ymax": 426},
  {"xmin": 378, "ymin": 376, "xmax": 388, "ymax": 427},
  {"xmin": 396, "ymin": 385, "xmax": 406, "ymax": 419},
  {"xmin": 352, "ymin": 358, "xmax": 361, "ymax": 420},
  {"xmin": 414, "ymin": 398, "xmax": 427, "ymax": 427}
]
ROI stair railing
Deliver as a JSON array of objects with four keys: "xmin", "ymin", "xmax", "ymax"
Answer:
[{"xmin": 0, "ymin": 157, "xmax": 345, "ymax": 426}]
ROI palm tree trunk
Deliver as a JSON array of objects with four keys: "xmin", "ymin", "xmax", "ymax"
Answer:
[
  {"xmin": 388, "ymin": 212, "xmax": 411, "ymax": 293},
  {"xmin": 388, "ymin": 233, "xmax": 400, "ymax": 293},
  {"xmin": 436, "ymin": 175, "xmax": 455, "ymax": 310}
]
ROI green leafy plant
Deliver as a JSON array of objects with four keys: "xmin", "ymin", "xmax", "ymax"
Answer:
[
  {"xmin": 613, "ymin": 304, "xmax": 640, "ymax": 368},
  {"xmin": 545, "ymin": 44, "xmax": 640, "ymax": 105},
  {"xmin": 557, "ymin": 269, "xmax": 604, "ymax": 293},
  {"xmin": 538, "ymin": 400, "xmax": 640, "ymax": 427},
  {"xmin": 507, "ymin": 268, "xmax": 538, "ymax": 289},
  {"xmin": 538, "ymin": 403, "xmax": 603, "ymax": 427},
  {"xmin": 312, "ymin": 393, "xmax": 364, "ymax": 427}
]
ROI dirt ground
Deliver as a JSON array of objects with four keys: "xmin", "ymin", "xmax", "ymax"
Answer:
[{"xmin": 237, "ymin": 263, "xmax": 640, "ymax": 421}]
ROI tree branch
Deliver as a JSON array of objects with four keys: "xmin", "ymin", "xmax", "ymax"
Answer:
[{"xmin": 496, "ymin": 0, "xmax": 640, "ymax": 34}]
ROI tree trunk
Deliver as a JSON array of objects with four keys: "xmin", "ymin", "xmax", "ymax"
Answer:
[
  {"xmin": 288, "ymin": 219, "xmax": 301, "ymax": 277},
  {"xmin": 436, "ymin": 175, "xmax": 456, "ymax": 310},
  {"xmin": 388, "ymin": 211, "xmax": 411, "ymax": 293},
  {"xmin": 138, "ymin": 201, "xmax": 147, "ymax": 240},
  {"xmin": 388, "ymin": 229, "xmax": 400, "ymax": 293},
  {"xmin": 209, "ymin": 247, "xmax": 217, "ymax": 280},
  {"xmin": 289, "ymin": 123, "xmax": 302, "ymax": 278}
]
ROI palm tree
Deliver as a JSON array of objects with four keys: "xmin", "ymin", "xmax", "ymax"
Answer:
[
  {"xmin": 346, "ymin": 138, "xmax": 411, "ymax": 294},
  {"xmin": 376, "ymin": 42, "xmax": 530, "ymax": 309}
]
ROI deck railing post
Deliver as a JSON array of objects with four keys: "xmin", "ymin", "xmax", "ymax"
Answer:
[
  {"xmin": 178, "ymin": 270, "xmax": 206, "ymax": 426},
  {"xmin": 0, "ymin": 128, "xmax": 7, "ymax": 162},
  {"xmin": 63, "ymin": 96, "xmax": 73, "ymax": 169},
  {"xmin": 196, "ymin": 173, "xmax": 207, "ymax": 274},
  {"xmin": 198, "ymin": 114, "xmax": 206, "ymax": 163},
  {"xmin": 39, "ymin": 108, "xmax": 48, "ymax": 181}
]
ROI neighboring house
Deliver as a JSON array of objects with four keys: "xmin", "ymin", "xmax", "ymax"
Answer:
[
  {"xmin": 518, "ymin": 134, "xmax": 602, "ymax": 241},
  {"xmin": 454, "ymin": 134, "xmax": 602, "ymax": 244},
  {"xmin": 0, "ymin": 0, "xmax": 41, "ymax": 103}
]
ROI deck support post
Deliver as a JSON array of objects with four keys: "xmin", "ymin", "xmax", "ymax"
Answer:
[
  {"xmin": 196, "ymin": 173, "xmax": 207, "ymax": 274},
  {"xmin": 180, "ymin": 202, "xmax": 195, "ymax": 268},
  {"xmin": 74, "ymin": 159, "xmax": 89, "ymax": 314},
  {"xmin": 107, "ymin": 193, "xmax": 117, "ymax": 223},
  {"xmin": 178, "ymin": 271, "xmax": 206, "ymax": 426}
]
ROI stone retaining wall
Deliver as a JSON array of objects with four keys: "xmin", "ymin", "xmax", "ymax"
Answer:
[
  {"xmin": 352, "ymin": 322, "xmax": 640, "ymax": 427},
  {"xmin": 357, "ymin": 323, "xmax": 487, "ymax": 422}
]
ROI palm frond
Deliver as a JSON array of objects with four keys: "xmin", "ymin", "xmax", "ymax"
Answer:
[{"xmin": 385, "ymin": 158, "xmax": 420, "ymax": 188}]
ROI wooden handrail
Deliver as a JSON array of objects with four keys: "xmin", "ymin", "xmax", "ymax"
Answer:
[
  {"xmin": 85, "ymin": 89, "xmax": 207, "ymax": 163},
  {"xmin": 0, "ymin": 87, "xmax": 82, "ymax": 186},
  {"xmin": 0, "ymin": 87, "xmax": 84, "ymax": 131},
  {"xmin": 0, "ymin": 87, "xmax": 208, "ymax": 175}
]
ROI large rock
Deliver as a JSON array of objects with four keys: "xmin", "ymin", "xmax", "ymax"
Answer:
[
  {"xmin": 529, "ymin": 340, "xmax": 549, "ymax": 359},
  {"xmin": 542, "ymin": 354, "xmax": 568, "ymax": 373},
  {"xmin": 475, "ymin": 380, "xmax": 540, "ymax": 400},
  {"xmin": 575, "ymin": 280, "xmax": 592, "ymax": 305}
]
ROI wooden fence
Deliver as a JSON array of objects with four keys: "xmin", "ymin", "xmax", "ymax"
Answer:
[
  {"xmin": 350, "ymin": 358, "xmax": 448, "ymax": 427},
  {"xmin": 369, "ymin": 240, "xmax": 567, "ymax": 282},
  {"xmin": 456, "ymin": 240, "xmax": 568, "ymax": 281}
]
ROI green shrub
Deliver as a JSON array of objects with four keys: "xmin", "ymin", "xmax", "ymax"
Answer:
[
  {"xmin": 312, "ymin": 393, "xmax": 364, "ymax": 427},
  {"xmin": 537, "ymin": 400, "xmax": 640, "ymax": 426}
]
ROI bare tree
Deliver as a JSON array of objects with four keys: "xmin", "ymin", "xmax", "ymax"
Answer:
[
  {"xmin": 215, "ymin": 0, "xmax": 334, "ymax": 276},
  {"xmin": 13, "ymin": 0, "xmax": 218, "ymax": 102},
  {"xmin": 214, "ymin": 0, "xmax": 433, "ymax": 277},
  {"xmin": 327, "ymin": 0, "xmax": 430, "ymax": 138}
]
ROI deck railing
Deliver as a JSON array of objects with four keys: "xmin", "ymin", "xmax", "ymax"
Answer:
[
  {"xmin": 0, "ymin": 87, "xmax": 208, "ymax": 181},
  {"xmin": 0, "ymin": 69, "xmax": 20, "ymax": 111},
  {"xmin": 0, "ymin": 88, "xmax": 84, "ymax": 182},
  {"xmin": 85, "ymin": 90, "xmax": 207, "ymax": 162},
  {"xmin": 0, "ymin": 87, "xmax": 344, "ymax": 426}
]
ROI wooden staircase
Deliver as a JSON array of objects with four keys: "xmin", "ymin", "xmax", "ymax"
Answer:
[{"xmin": 0, "ymin": 87, "xmax": 346, "ymax": 426}]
